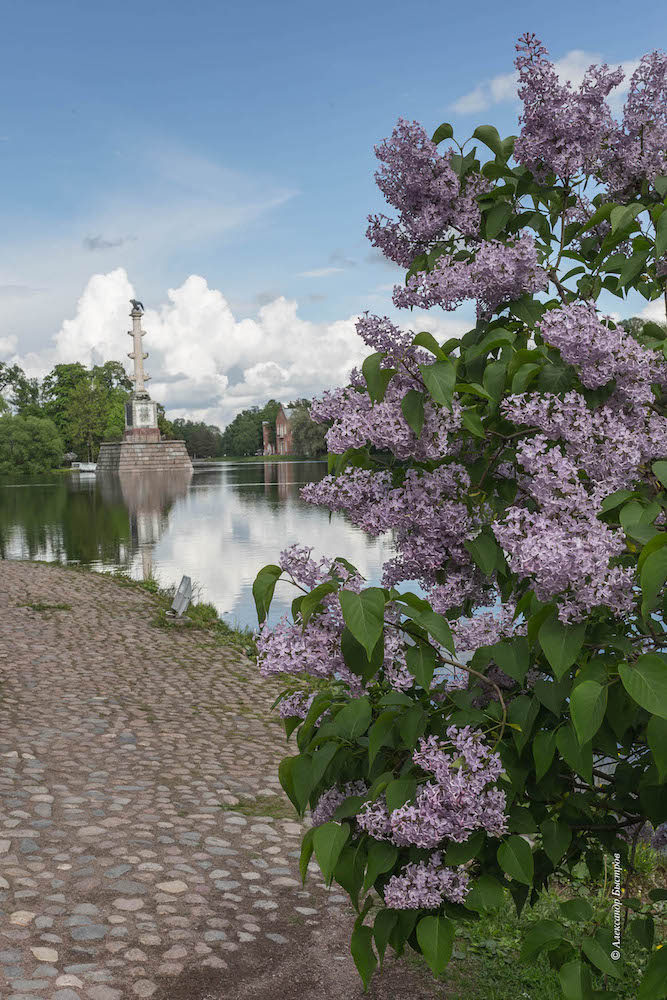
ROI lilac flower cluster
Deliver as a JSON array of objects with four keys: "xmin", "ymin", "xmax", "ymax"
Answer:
[
  {"xmin": 278, "ymin": 690, "xmax": 316, "ymax": 720},
  {"xmin": 513, "ymin": 34, "xmax": 667, "ymax": 198},
  {"xmin": 303, "ymin": 465, "xmax": 477, "ymax": 594},
  {"xmin": 311, "ymin": 377, "xmax": 463, "ymax": 462},
  {"xmin": 311, "ymin": 780, "xmax": 369, "ymax": 827},
  {"xmin": 365, "ymin": 118, "xmax": 490, "ymax": 267},
  {"xmin": 501, "ymin": 391, "xmax": 667, "ymax": 493},
  {"xmin": 602, "ymin": 51, "xmax": 667, "ymax": 198},
  {"xmin": 539, "ymin": 301, "xmax": 665, "ymax": 406},
  {"xmin": 356, "ymin": 727, "xmax": 507, "ymax": 848},
  {"xmin": 493, "ymin": 437, "xmax": 634, "ymax": 621},
  {"xmin": 452, "ymin": 603, "xmax": 524, "ymax": 655},
  {"xmin": 383, "ymin": 852, "xmax": 470, "ymax": 909},
  {"xmin": 514, "ymin": 33, "xmax": 623, "ymax": 181},
  {"xmin": 393, "ymin": 234, "xmax": 548, "ymax": 320}
]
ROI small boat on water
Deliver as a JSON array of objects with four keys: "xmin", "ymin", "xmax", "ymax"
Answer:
[{"xmin": 71, "ymin": 462, "xmax": 97, "ymax": 474}]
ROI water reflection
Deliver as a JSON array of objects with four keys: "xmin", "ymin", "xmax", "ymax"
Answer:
[{"xmin": 0, "ymin": 462, "xmax": 392, "ymax": 628}]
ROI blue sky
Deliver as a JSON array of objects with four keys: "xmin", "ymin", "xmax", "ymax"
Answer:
[{"xmin": 1, "ymin": 0, "xmax": 665, "ymax": 425}]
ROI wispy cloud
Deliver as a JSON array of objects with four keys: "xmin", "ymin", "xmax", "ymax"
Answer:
[
  {"xmin": 297, "ymin": 248, "xmax": 357, "ymax": 279},
  {"xmin": 83, "ymin": 234, "xmax": 135, "ymax": 252},
  {"xmin": 449, "ymin": 49, "xmax": 640, "ymax": 115},
  {"xmin": 297, "ymin": 266, "xmax": 344, "ymax": 278}
]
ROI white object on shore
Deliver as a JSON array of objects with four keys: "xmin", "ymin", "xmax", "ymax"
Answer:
[
  {"xmin": 71, "ymin": 462, "xmax": 97, "ymax": 473},
  {"xmin": 167, "ymin": 575, "xmax": 192, "ymax": 618}
]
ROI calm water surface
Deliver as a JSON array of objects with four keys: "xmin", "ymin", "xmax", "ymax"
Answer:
[{"xmin": 0, "ymin": 461, "xmax": 392, "ymax": 629}]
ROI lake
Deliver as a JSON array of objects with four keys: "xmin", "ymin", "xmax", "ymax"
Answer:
[{"xmin": 0, "ymin": 461, "xmax": 393, "ymax": 630}]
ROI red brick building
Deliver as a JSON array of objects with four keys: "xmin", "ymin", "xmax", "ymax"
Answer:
[{"xmin": 262, "ymin": 404, "xmax": 294, "ymax": 455}]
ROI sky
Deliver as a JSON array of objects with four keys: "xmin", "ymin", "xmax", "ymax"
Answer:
[{"xmin": 2, "ymin": 0, "xmax": 666, "ymax": 428}]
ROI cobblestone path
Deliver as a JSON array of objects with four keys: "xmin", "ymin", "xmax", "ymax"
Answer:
[{"xmin": 0, "ymin": 563, "xmax": 369, "ymax": 1000}]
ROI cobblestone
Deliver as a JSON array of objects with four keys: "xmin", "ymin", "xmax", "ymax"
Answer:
[{"xmin": 0, "ymin": 564, "xmax": 331, "ymax": 998}]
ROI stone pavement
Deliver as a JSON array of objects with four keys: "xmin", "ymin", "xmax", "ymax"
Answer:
[{"xmin": 0, "ymin": 562, "xmax": 354, "ymax": 1000}]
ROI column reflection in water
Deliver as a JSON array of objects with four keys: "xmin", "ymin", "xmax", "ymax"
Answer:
[{"xmin": 97, "ymin": 470, "xmax": 192, "ymax": 580}]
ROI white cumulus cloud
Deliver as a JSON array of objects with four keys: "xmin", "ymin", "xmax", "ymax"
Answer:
[{"xmin": 449, "ymin": 49, "xmax": 640, "ymax": 115}]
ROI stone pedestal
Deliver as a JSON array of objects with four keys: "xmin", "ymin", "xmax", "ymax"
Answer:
[{"xmin": 96, "ymin": 440, "xmax": 193, "ymax": 473}]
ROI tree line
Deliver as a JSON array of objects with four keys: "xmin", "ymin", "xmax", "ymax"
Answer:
[{"xmin": 0, "ymin": 359, "xmax": 329, "ymax": 473}]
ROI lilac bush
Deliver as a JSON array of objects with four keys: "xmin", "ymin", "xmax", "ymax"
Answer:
[{"xmin": 253, "ymin": 33, "xmax": 667, "ymax": 997}]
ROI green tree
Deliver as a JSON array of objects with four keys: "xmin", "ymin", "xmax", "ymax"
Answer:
[
  {"xmin": 42, "ymin": 363, "xmax": 90, "ymax": 448},
  {"xmin": 65, "ymin": 377, "xmax": 108, "ymax": 462},
  {"xmin": 0, "ymin": 362, "xmax": 43, "ymax": 417},
  {"xmin": 219, "ymin": 399, "xmax": 281, "ymax": 456},
  {"xmin": 0, "ymin": 414, "xmax": 63, "ymax": 475},
  {"xmin": 287, "ymin": 399, "xmax": 329, "ymax": 456},
  {"xmin": 171, "ymin": 418, "xmax": 224, "ymax": 457}
]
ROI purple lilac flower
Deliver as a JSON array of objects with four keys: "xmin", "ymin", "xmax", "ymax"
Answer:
[
  {"xmin": 365, "ymin": 119, "xmax": 490, "ymax": 266},
  {"xmin": 278, "ymin": 691, "xmax": 317, "ymax": 719},
  {"xmin": 311, "ymin": 780, "xmax": 369, "ymax": 827},
  {"xmin": 357, "ymin": 728, "xmax": 508, "ymax": 848},
  {"xmin": 393, "ymin": 234, "xmax": 548, "ymax": 320},
  {"xmin": 384, "ymin": 852, "xmax": 470, "ymax": 908},
  {"xmin": 538, "ymin": 301, "xmax": 665, "ymax": 407},
  {"xmin": 514, "ymin": 33, "xmax": 623, "ymax": 181}
]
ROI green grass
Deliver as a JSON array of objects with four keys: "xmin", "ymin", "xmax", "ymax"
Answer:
[
  {"xmin": 219, "ymin": 793, "xmax": 295, "ymax": 820},
  {"xmin": 20, "ymin": 601, "xmax": 72, "ymax": 611},
  {"xmin": 394, "ymin": 857, "xmax": 667, "ymax": 1000}
]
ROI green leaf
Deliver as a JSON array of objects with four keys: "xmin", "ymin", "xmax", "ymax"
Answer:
[
  {"xmin": 299, "ymin": 827, "xmax": 315, "ymax": 885},
  {"xmin": 486, "ymin": 201, "xmax": 513, "ymax": 239},
  {"xmin": 333, "ymin": 696, "xmax": 372, "ymax": 740},
  {"xmin": 610, "ymin": 203, "xmax": 643, "ymax": 234},
  {"xmin": 462, "ymin": 407, "xmax": 485, "ymax": 438},
  {"xmin": 560, "ymin": 898, "xmax": 593, "ymax": 922},
  {"xmin": 638, "ymin": 531, "xmax": 667, "ymax": 571},
  {"xmin": 350, "ymin": 924, "xmax": 377, "ymax": 991},
  {"xmin": 464, "ymin": 874, "xmax": 506, "ymax": 912},
  {"xmin": 541, "ymin": 819, "xmax": 572, "ymax": 866},
  {"xmin": 300, "ymin": 580, "xmax": 339, "ymax": 626},
  {"xmin": 581, "ymin": 936, "xmax": 620, "ymax": 978},
  {"xmin": 497, "ymin": 835, "xmax": 534, "ymax": 885},
  {"xmin": 559, "ymin": 960, "xmax": 594, "ymax": 1000},
  {"xmin": 519, "ymin": 919, "xmax": 564, "ymax": 961},
  {"xmin": 556, "ymin": 725, "xmax": 593, "ymax": 784},
  {"xmin": 631, "ymin": 915, "xmax": 655, "ymax": 951},
  {"xmin": 455, "ymin": 381, "xmax": 493, "ymax": 400},
  {"xmin": 466, "ymin": 328, "xmax": 515, "ymax": 361},
  {"xmin": 444, "ymin": 829, "xmax": 485, "ymax": 866},
  {"xmin": 278, "ymin": 753, "xmax": 312, "ymax": 814},
  {"xmin": 653, "ymin": 460, "xmax": 667, "ymax": 488},
  {"xmin": 534, "ymin": 676, "xmax": 571, "ymax": 716},
  {"xmin": 373, "ymin": 908, "xmax": 398, "ymax": 966},
  {"xmin": 385, "ymin": 776, "xmax": 417, "ymax": 813},
  {"xmin": 464, "ymin": 530, "xmax": 502, "ymax": 576},
  {"xmin": 339, "ymin": 588, "xmax": 385, "ymax": 659},
  {"xmin": 619, "ymin": 251, "xmax": 649, "ymax": 286},
  {"xmin": 641, "ymin": 546, "xmax": 667, "ymax": 617},
  {"xmin": 398, "ymin": 704, "xmax": 426, "ymax": 747},
  {"xmin": 252, "ymin": 564, "xmax": 282, "ymax": 624},
  {"xmin": 472, "ymin": 124, "xmax": 503, "ymax": 156},
  {"xmin": 341, "ymin": 626, "xmax": 384, "ymax": 683},
  {"xmin": 570, "ymin": 681, "xmax": 608, "ymax": 744},
  {"xmin": 368, "ymin": 709, "xmax": 399, "ymax": 769},
  {"xmin": 620, "ymin": 655, "xmax": 667, "ymax": 719},
  {"xmin": 600, "ymin": 489, "xmax": 639, "ymax": 514},
  {"xmin": 508, "ymin": 696, "xmax": 540, "ymax": 754},
  {"xmin": 656, "ymin": 209, "xmax": 667, "ymax": 259},
  {"xmin": 508, "ymin": 295, "xmax": 545, "ymax": 327},
  {"xmin": 413, "ymin": 330, "xmax": 446, "ymax": 359},
  {"xmin": 647, "ymin": 715, "xmax": 667, "ymax": 781},
  {"xmin": 638, "ymin": 945, "xmax": 667, "ymax": 1000},
  {"xmin": 363, "ymin": 839, "xmax": 398, "ymax": 893},
  {"xmin": 579, "ymin": 202, "xmax": 616, "ymax": 233},
  {"xmin": 401, "ymin": 389, "xmax": 425, "ymax": 438},
  {"xmin": 362, "ymin": 352, "xmax": 395, "ymax": 403},
  {"xmin": 308, "ymin": 740, "xmax": 340, "ymax": 789},
  {"xmin": 396, "ymin": 593, "xmax": 455, "ymax": 653},
  {"xmin": 432, "ymin": 122, "xmax": 454, "ymax": 145},
  {"xmin": 312, "ymin": 822, "xmax": 350, "ymax": 885},
  {"xmin": 405, "ymin": 643, "xmax": 436, "ymax": 690},
  {"xmin": 511, "ymin": 362, "xmax": 542, "ymax": 393},
  {"xmin": 533, "ymin": 730, "xmax": 557, "ymax": 781},
  {"xmin": 416, "ymin": 915, "xmax": 455, "ymax": 977},
  {"xmin": 492, "ymin": 637, "xmax": 529, "ymax": 684},
  {"xmin": 539, "ymin": 614, "xmax": 586, "ymax": 679},
  {"xmin": 420, "ymin": 359, "xmax": 457, "ymax": 410}
]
